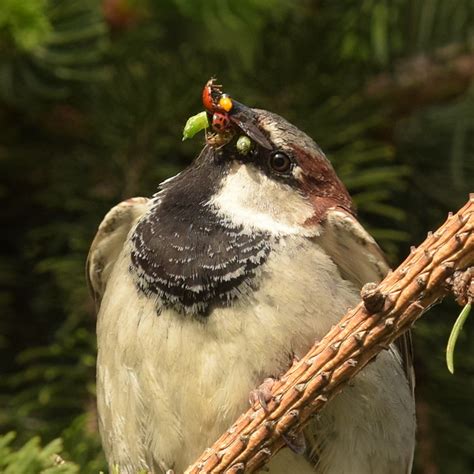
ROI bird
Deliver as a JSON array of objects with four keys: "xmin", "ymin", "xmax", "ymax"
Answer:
[{"xmin": 87, "ymin": 85, "xmax": 416, "ymax": 474}]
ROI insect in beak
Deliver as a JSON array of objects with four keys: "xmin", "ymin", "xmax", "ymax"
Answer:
[{"xmin": 201, "ymin": 78, "xmax": 273, "ymax": 150}]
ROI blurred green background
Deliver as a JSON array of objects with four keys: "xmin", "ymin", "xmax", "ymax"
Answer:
[{"xmin": 0, "ymin": 0, "xmax": 473, "ymax": 472}]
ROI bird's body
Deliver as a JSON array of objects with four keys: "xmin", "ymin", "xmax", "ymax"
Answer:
[{"xmin": 89, "ymin": 108, "xmax": 416, "ymax": 473}]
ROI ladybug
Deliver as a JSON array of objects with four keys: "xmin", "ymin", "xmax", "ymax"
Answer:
[
  {"xmin": 202, "ymin": 78, "xmax": 222, "ymax": 113},
  {"xmin": 201, "ymin": 77, "xmax": 272, "ymax": 149},
  {"xmin": 211, "ymin": 111, "xmax": 231, "ymax": 132},
  {"xmin": 202, "ymin": 79, "xmax": 234, "ymax": 132}
]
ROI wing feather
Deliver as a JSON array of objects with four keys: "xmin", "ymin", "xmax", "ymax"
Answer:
[
  {"xmin": 86, "ymin": 197, "xmax": 149, "ymax": 308},
  {"xmin": 312, "ymin": 208, "xmax": 415, "ymax": 473},
  {"xmin": 317, "ymin": 208, "xmax": 414, "ymax": 389}
]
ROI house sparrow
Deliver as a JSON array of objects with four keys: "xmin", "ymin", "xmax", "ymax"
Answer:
[{"xmin": 87, "ymin": 96, "xmax": 416, "ymax": 473}]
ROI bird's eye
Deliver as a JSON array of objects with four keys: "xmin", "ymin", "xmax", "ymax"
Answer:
[{"xmin": 268, "ymin": 151, "xmax": 292, "ymax": 174}]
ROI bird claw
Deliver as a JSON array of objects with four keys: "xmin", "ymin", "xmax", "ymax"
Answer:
[
  {"xmin": 282, "ymin": 431, "xmax": 306, "ymax": 455},
  {"xmin": 290, "ymin": 352, "xmax": 300, "ymax": 365},
  {"xmin": 249, "ymin": 377, "xmax": 276, "ymax": 413}
]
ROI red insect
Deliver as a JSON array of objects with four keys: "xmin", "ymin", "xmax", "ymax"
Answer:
[
  {"xmin": 202, "ymin": 78, "xmax": 222, "ymax": 113},
  {"xmin": 202, "ymin": 79, "xmax": 234, "ymax": 133},
  {"xmin": 201, "ymin": 78, "xmax": 272, "ymax": 149},
  {"xmin": 211, "ymin": 111, "xmax": 231, "ymax": 132}
]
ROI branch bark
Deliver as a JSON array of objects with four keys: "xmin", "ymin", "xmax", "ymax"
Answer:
[
  {"xmin": 366, "ymin": 44, "xmax": 474, "ymax": 117},
  {"xmin": 185, "ymin": 195, "xmax": 474, "ymax": 474}
]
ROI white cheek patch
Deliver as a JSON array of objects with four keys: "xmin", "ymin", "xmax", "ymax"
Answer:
[{"xmin": 207, "ymin": 164, "xmax": 319, "ymax": 236}]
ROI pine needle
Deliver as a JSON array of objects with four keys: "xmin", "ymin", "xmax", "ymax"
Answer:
[{"xmin": 446, "ymin": 303, "xmax": 471, "ymax": 374}]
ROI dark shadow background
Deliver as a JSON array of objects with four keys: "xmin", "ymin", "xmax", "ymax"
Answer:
[{"xmin": 0, "ymin": 1, "xmax": 473, "ymax": 472}]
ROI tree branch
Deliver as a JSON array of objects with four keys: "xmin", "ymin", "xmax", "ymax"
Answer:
[
  {"xmin": 185, "ymin": 195, "xmax": 474, "ymax": 474},
  {"xmin": 366, "ymin": 44, "xmax": 474, "ymax": 116}
]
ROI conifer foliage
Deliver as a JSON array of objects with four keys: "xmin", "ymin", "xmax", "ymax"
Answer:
[{"xmin": 0, "ymin": 1, "xmax": 473, "ymax": 472}]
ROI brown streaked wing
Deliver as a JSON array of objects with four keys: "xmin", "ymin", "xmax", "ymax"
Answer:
[
  {"xmin": 316, "ymin": 207, "xmax": 415, "ymax": 390},
  {"xmin": 86, "ymin": 197, "xmax": 149, "ymax": 309}
]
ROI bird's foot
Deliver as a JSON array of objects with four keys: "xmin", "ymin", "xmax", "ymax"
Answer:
[
  {"xmin": 282, "ymin": 431, "xmax": 307, "ymax": 455},
  {"xmin": 289, "ymin": 351, "xmax": 301, "ymax": 368},
  {"xmin": 249, "ymin": 355, "xmax": 302, "ymax": 413},
  {"xmin": 249, "ymin": 377, "xmax": 276, "ymax": 413}
]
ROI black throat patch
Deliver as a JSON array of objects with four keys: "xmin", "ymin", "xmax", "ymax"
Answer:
[{"xmin": 129, "ymin": 146, "xmax": 273, "ymax": 315}]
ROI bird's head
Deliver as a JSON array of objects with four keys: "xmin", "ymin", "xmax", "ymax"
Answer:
[
  {"xmin": 133, "ymin": 86, "xmax": 366, "ymax": 314},
  {"xmin": 193, "ymin": 102, "xmax": 354, "ymax": 237}
]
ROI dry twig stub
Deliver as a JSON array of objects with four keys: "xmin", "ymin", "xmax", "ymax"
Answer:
[{"xmin": 185, "ymin": 195, "xmax": 474, "ymax": 474}]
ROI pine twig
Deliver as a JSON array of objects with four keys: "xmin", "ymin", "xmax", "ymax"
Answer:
[
  {"xmin": 185, "ymin": 195, "xmax": 474, "ymax": 474},
  {"xmin": 366, "ymin": 44, "xmax": 474, "ymax": 116}
]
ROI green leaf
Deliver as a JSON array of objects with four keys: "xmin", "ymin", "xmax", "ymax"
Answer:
[
  {"xmin": 446, "ymin": 303, "xmax": 471, "ymax": 374},
  {"xmin": 0, "ymin": 0, "xmax": 52, "ymax": 51},
  {"xmin": 182, "ymin": 111, "xmax": 209, "ymax": 140}
]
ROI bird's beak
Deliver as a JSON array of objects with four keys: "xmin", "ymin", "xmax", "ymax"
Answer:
[{"xmin": 229, "ymin": 100, "xmax": 273, "ymax": 150}]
